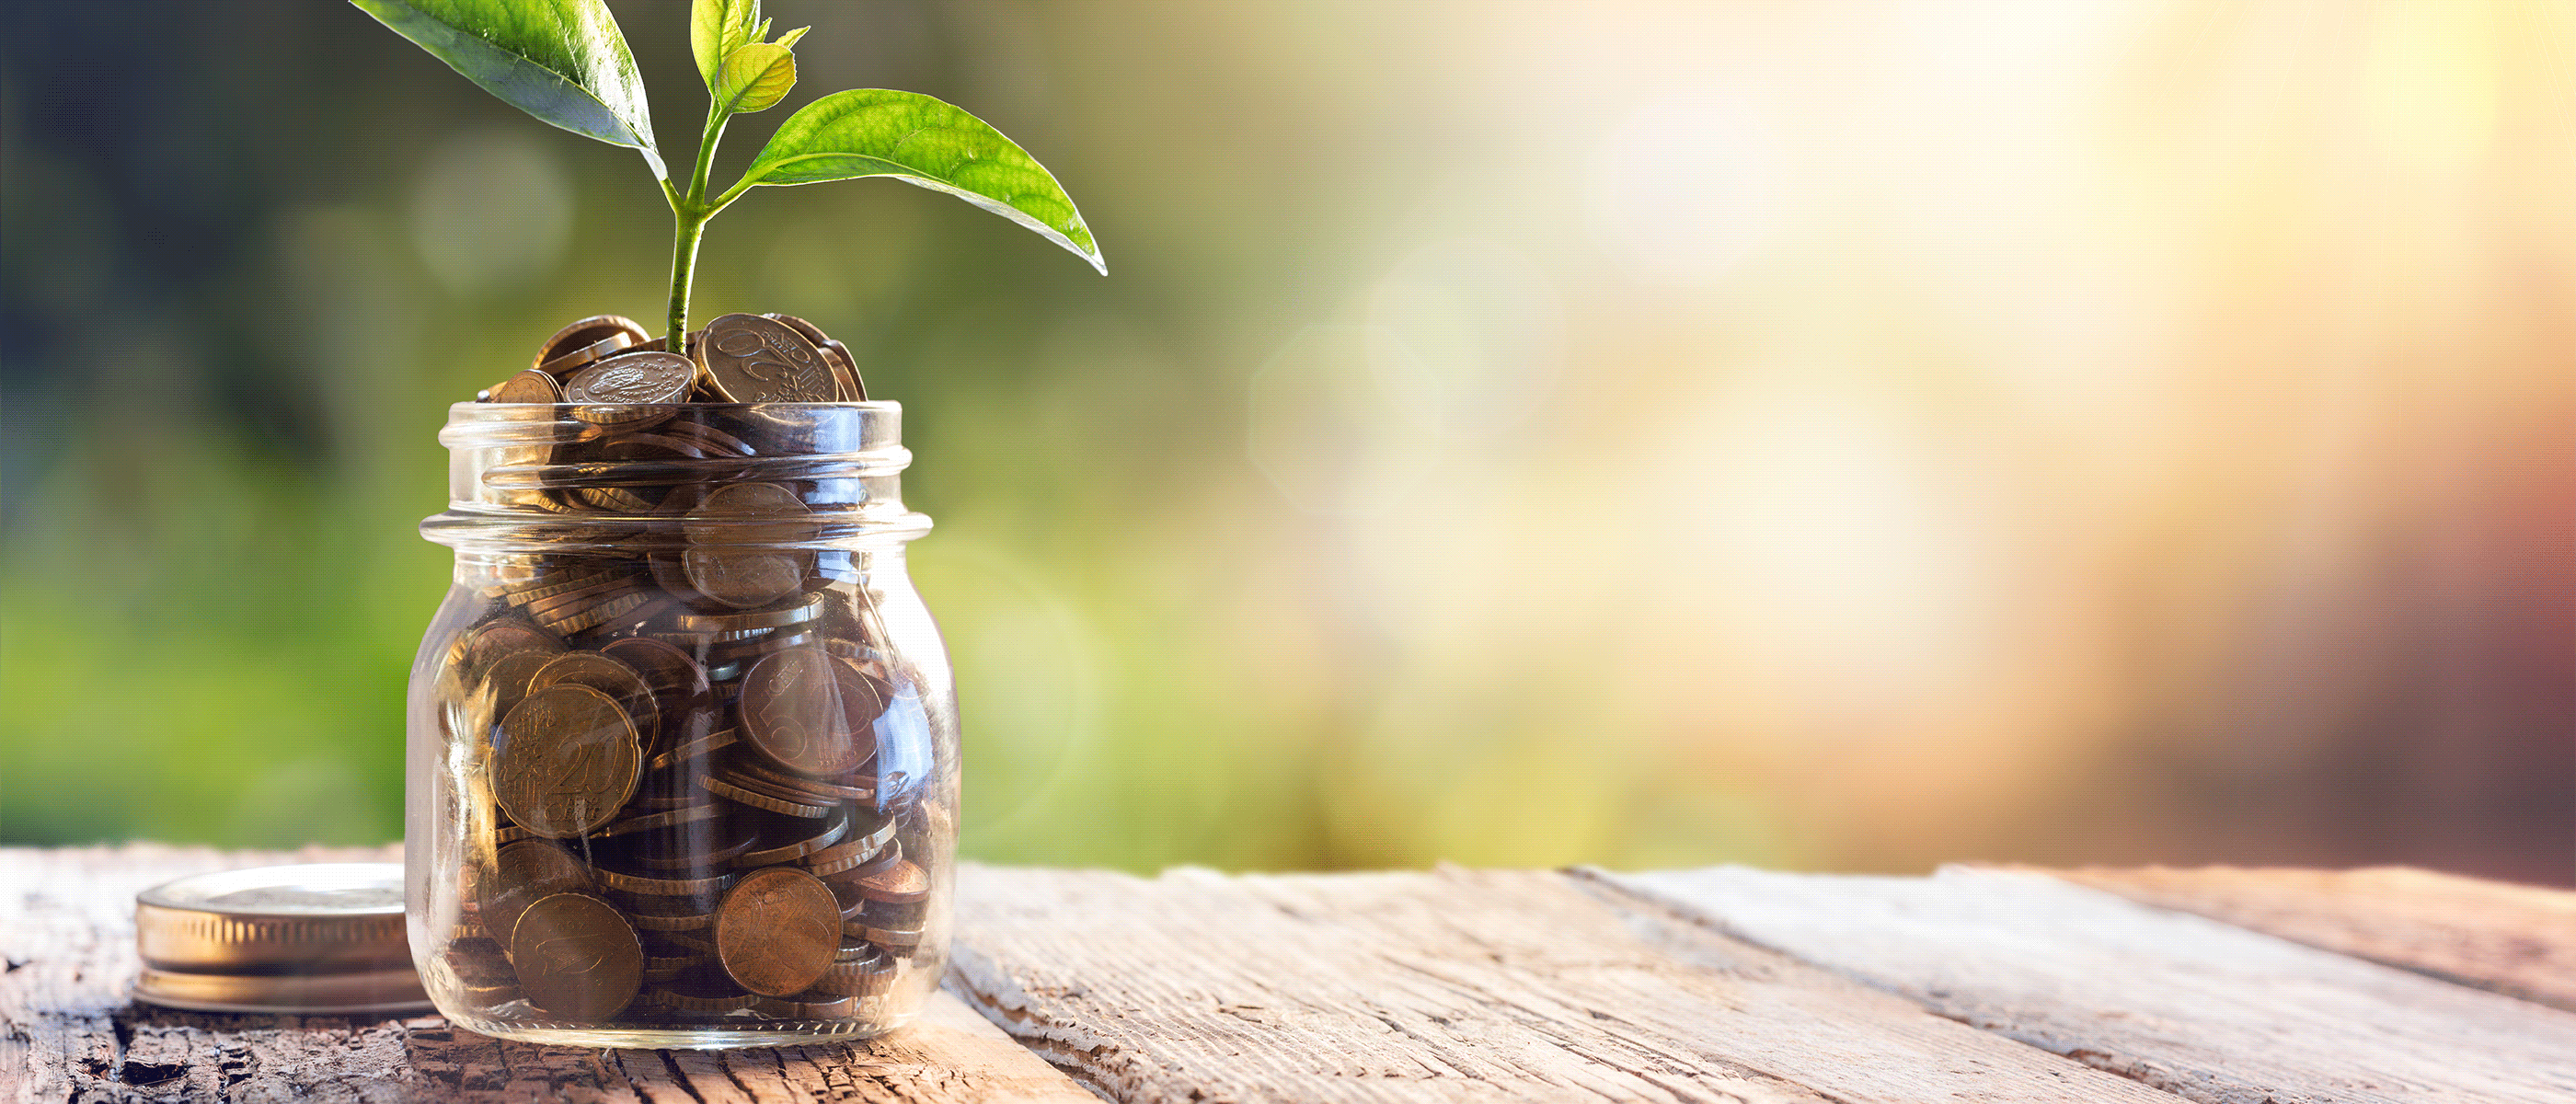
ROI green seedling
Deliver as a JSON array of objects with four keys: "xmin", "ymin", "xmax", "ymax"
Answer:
[{"xmin": 352, "ymin": 0, "xmax": 1104, "ymax": 351}]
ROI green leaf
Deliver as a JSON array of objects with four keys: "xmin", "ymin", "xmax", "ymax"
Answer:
[
  {"xmin": 733, "ymin": 89, "xmax": 1105, "ymax": 273},
  {"xmin": 689, "ymin": 0, "xmax": 760, "ymax": 89},
  {"xmin": 773, "ymin": 25, "xmax": 809, "ymax": 50},
  {"xmin": 353, "ymin": 0, "xmax": 662, "ymax": 178},
  {"xmin": 715, "ymin": 42, "xmax": 797, "ymax": 115}
]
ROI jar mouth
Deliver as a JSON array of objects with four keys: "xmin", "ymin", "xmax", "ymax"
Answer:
[{"xmin": 425, "ymin": 400, "xmax": 928, "ymax": 552}]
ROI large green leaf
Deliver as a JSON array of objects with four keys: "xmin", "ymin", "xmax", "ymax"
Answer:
[
  {"xmin": 689, "ymin": 0, "xmax": 760, "ymax": 90},
  {"xmin": 734, "ymin": 89, "xmax": 1104, "ymax": 273},
  {"xmin": 352, "ymin": 0, "xmax": 662, "ymax": 178}
]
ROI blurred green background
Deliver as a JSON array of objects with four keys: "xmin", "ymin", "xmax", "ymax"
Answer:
[{"xmin": 4, "ymin": 0, "xmax": 2569, "ymax": 882}]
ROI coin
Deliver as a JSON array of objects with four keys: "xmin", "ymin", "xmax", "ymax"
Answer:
[
  {"xmin": 803, "ymin": 819, "xmax": 900, "ymax": 877},
  {"xmin": 753, "ymin": 990, "xmax": 856, "ymax": 1018},
  {"xmin": 529, "ymin": 651, "xmax": 661, "ymax": 752},
  {"xmin": 848, "ymin": 857, "xmax": 928, "ymax": 904},
  {"xmin": 735, "ymin": 812, "xmax": 850, "ymax": 868},
  {"xmin": 699, "ymin": 774, "xmax": 836, "ymax": 818},
  {"xmin": 760, "ymin": 313, "xmax": 864, "ymax": 402},
  {"xmin": 535, "ymin": 315, "xmax": 652, "ymax": 374},
  {"xmin": 537, "ymin": 332, "xmax": 644, "ymax": 379},
  {"xmin": 478, "ymin": 840, "xmax": 592, "ymax": 948},
  {"xmin": 730, "ymin": 756, "xmax": 876, "ymax": 803},
  {"xmin": 595, "ymin": 866, "xmax": 738, "ymax": 897},
  {"xmin": 541, "ymin": 590, "xmax": 653, "ymax": 636},
  {"xmin": 739, "ymin": 648, "xmax": 874, "ymax": 777},
  {"xmin": 672, "ymin": 592, "xmax": 823, "ymax": 634},
  {"xmin": 818, "ymin": 947, "xmax": 898, "ymax": 997},
  {"xmin": 680, "ymin": 483, "xmax": 816, "ymax": 609},
  {"xmin": 594, "ymin": 801, "xmax": 718, "ymax": 837},
  {"xmin": 598, "ymin": 638, "xmax": 715, "ymax": 753},
  {"xmin": 650, "ymin": 977, "xmax": 757, "ymax": 1013},
  {"xmin": 509, "ymin": 892, "xmax": 643, "ymax": 1020},
  {"xmin": 494, "ymin": 684, "xmax": 641, "ymax": 838},
  {"xmin": 695, "ymin": 313, "xmax": 837, "ymax": 403},
  {"xmin": 715, "ymin": 866, "xmax": 842, "ymax": 997},
  {"xmin": 646, "ymin": 726, "xmax": 740, "ymax": 773},
  {"xmin": 566, "ymin": 350, "xmax": 695, "ymax": 406},
  {"xmin": 484, "ymin": 369, "xmax": 563, "ymax": 404},
  {"xmin": 852, "ymin": 924, "xmax": 924, "ymax": 953}
]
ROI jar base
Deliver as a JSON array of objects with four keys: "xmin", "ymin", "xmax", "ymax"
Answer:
[{"xmin": 440, "ymin": 1009, "xmax": 915, "ymax": 1049}]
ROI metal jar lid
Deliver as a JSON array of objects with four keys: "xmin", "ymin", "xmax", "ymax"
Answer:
[{"xmin": 132, "ymin": 862, "xmax": 432, "ymax": 1015}]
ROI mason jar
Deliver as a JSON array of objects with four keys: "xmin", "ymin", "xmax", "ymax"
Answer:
[{"xmin": 407, "ymin": 401, "xmax": 954, "ymax": 1047}]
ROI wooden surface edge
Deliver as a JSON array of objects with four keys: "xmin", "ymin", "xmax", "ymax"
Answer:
[
  {"xmin": 2031, "ymin": 864, "xmax": 2576, "ymax": 1013},
  {"xmin": 0, "ymin": 844, "xmax": 1098, "ymax": 1104}
]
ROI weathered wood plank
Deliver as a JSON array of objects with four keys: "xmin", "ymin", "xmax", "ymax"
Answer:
[
  {"xmin": 0, "ymin": 845, "xmax": 1093, "ymax": 1104},
  {"xmin": 948, "ymin": 864, "xmax": 2187, "ymax": 1104},
  {"xmin": 1604, "ymin": 866, "xmax": 2576, "ymax": 1104},
  {"xmin": 2047, "ymin": 865, "xmax": 2576, "ymax": 1013}
]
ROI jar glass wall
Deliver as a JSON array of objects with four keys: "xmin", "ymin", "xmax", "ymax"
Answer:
[{"xmin": 407, "ymin": 402, "xmax": 955, "ymax": 1048}]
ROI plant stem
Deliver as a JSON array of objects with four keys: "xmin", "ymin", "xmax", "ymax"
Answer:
[
  {"xmin": 665, "ymin": 102, "xmax": 733, "ymax": 352},
  {"xmin": 666, "ymin": 208, "xmax": 707, "ymax": 355}
]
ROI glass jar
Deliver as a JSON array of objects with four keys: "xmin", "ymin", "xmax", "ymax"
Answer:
[{"xmin": 407, "ymin": 401, "xmax": 954, "ymax": 1048}]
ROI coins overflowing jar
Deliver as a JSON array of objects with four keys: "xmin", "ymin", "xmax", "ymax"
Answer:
[{"xmin": 408, "ymin": 351, "xmax": 953, "ymax": 1046}]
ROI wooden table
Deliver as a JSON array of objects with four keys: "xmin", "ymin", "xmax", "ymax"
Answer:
[{"xmin": 6, "ymin": 846, "xmax": 2571, "ymax": 1102}]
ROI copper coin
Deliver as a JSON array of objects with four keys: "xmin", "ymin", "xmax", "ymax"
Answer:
[
  {"xmin": 853, "ymin": 924, "xmax": 925, "ymax": 953},
  {"xmin": 539, "ymin": 590, "xmax": 653, "ymax": 636},
  {"xmin": 715, "ymin": 866, "xmax": 843, "ymax": 997},
  {"xmin": 484, "ymin": 369, "xmax": 563, "ymax": 404},
  {"xmin": 819, "ymin": 947, "xmax": 897, "ymax": 997},
  {"xmin": 535, "ymin": 315, "xmax": 651, "ymax": 374},
  {"xmin": 625, "ymin": 904, "xmax": 720, "ymax": 933},
  {"xmin": 849, "ymin": 857, "xmax": 928, "ymax": 905},
  {"xmin": 695, "ymin": 313, "xmax": 837, "ymax": 403},
  {"xmin": 454, "ymin": 617, "xmax": 563, "ymax": 677},
  {"xmin": 509, "ymin": 892, "xmax": 642, "ymax": 1020},
  {"xmin": 632, "ymin": 827, "xmax": 759, "ymax": 871},
  {"xmin": 734, "ymin": 812, "xmax": 850, "ymax": 868},
  {"xmin": 494, "ymin": 684, "xmax": 642, "ymax": 839},
  {"xmin": 739, "ymin": 648, "xmax": 873, "ymax": 776},
  {"xmin": 529, "ymin": 651, "xmax": 661, "ymax": 753},
  {"xmin": 478, "ymin": 840, "xmax": 592, "ymax": 948},
  {"xmin": 680, "ymin": 483, "xmax": 816, "ymax": 609}
]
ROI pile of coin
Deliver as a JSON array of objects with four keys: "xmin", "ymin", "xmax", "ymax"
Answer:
[
  {"xmin": 482, "ymin": 311, "xmax": 863, "ymax": 407},
  {"xmin": 430, "ymin": 313, "xmax": 936, "ymax": 1025}
]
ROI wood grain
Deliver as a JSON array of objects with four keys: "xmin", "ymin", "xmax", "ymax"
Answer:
[
  {"xmin": 948, "ymin": 864, "xmax": 2184, "ymax": 1104},
  {"xmin": 1604, "ymin": 865, "xmax": 2576, "ymax": 1104},
  {"xmin": 0, "ymin": 845, "xmax": 1093, "ymax": 1104},
  {"xmin": 2048, "ymin": 865, "xmax": 2576, "ymax": 1013}
]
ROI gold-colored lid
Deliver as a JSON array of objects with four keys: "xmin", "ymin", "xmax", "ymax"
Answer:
[{"xmin": 132, "ymin": 863, "xmax": 431, "ymax": 1014}]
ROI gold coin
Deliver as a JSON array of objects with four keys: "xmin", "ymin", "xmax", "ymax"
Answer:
[
  {"xmin": 534, "ymin": 315, "xmax": 652, "ymax": 374},
  {"xmin": 650, "ymin": 980, "xmax": 756, "ymax": 1013},
  {"xmin": 593, "ymin": 801, "xmax": 719, "ymax": 837},
  {"xmin": 484, "ymin": 369, "xmax": 563, "ymax": 404},
  {"xmin": 694, "ymin": 313, "xmax": 837, "ymax": 403},
  {"xmin": 529, "ymin": 650, "xmax": 661, "ymax": 753},
  {"xmin": 594, "ymin": 866, "xmax": 737, "ymax": 897},
  {"xmin": 680, "ymin": 483, "xmax": 816, "ymax": 609},
  {"xmin": 540, "ymin": 590, "xmax": 653, "ymax": 636},
  {"xmin": 494, "ymin": 684, "xmax": 641, "ymax": 839},
  {"xmin": 715, "ymin": 866, "xmax": 842, "ymax": 997},
  {"xmin": 818, "ymin": 947, "xmax": 897, "ymax": 997},
  {"xmin": 509, "ymin": 892, "xmax": 642, "ymax": 1021},
  {"xmin": 536, "ymin": 332, "xmax": 642, "ymax": 378}
]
